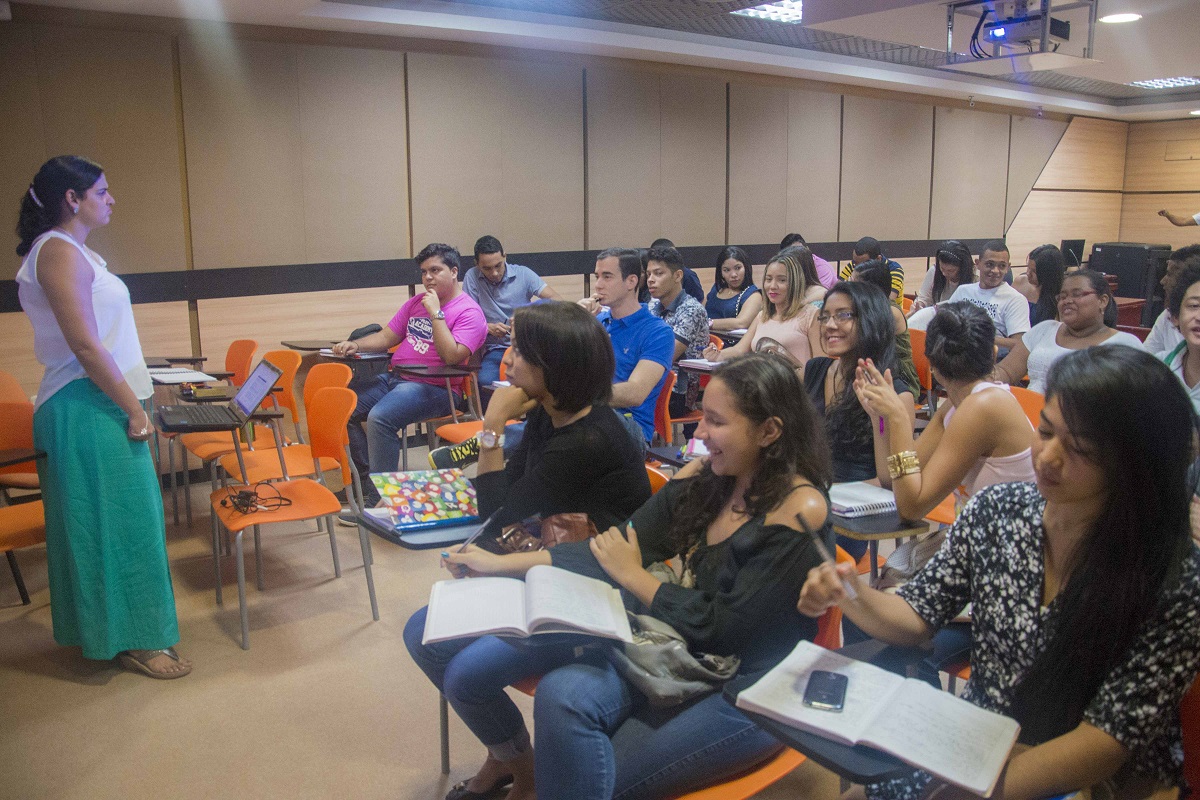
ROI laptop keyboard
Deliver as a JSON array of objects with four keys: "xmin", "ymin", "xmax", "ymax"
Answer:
[{"xmin": 181, "ymin": 405, "xmax": 236, "ymax": 424}]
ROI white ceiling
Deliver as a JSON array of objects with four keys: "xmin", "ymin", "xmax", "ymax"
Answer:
[{"xmin": 9, "ymin": 0, "xmax": 1200, "ymax": 120}]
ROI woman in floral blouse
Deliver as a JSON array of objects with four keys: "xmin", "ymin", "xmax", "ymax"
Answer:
[{"xmin": 800, "ymin": 344, "xmax": 1200, "ymax": 799}]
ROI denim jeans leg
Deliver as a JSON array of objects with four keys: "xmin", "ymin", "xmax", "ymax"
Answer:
[
  {"xmin": 533, "ymin": 654, "xmax": 638, "ymax": 800},
  {"xmin": 479, "ymin": 348, "xmax": 504, "ymax": 389},
  {"xmin": 347, "ymin": 374, "xmax": 395, "ymax": 504},
  {"xmin": 404, "ymin": 606, "xmax": 581, "ymax": 759},
  {"xmin": 365, "ymin": 379, "xmax": 452, "ymax": 474},
  {"xmin": 609, "ymin": 692, "xmax": 782, "ymax": 800}
]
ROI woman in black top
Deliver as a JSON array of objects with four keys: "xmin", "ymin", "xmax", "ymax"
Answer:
[
  {"xmin": 804, "ymin": 282, "xmax": 914, "ymax": 560},
  {"xmin": 404, "ymin": 302, "xmax": 650, "ymax": 800},
  {"xmin": 416, "ymin": 355, "xmax": 832, "ymax": 800}
]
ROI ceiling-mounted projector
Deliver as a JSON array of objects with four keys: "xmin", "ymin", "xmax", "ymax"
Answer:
[{"xmin": 984, "ymin": 13, "xmax": 1070, "ymax": 45}]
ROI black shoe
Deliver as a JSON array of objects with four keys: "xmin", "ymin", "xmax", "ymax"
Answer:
[
  {"xmin": 429, "ymin": 437, "xmax": 481, "ymax": 470},
  {"xmin": 337, "ymin": 509, "xmax": 359, "ymax": 528},
  {"xmin": 445, "ymin": 774, "xmax": 513, "ymax": 800}
]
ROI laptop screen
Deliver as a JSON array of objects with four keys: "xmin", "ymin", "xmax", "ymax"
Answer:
[{"xmin": 233, "ymin": 360, "xmax": 284, "ymax": 417}]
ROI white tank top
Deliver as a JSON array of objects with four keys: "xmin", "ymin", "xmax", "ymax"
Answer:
[
  {"xmin": 16, "ymin": 230, "xmax": 152, "ymax": 409},
  {"xmin": 943, "ymin": 381, "xmax": 1036, "ymax": 504}
]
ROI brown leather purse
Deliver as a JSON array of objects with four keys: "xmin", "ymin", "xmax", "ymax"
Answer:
[{"xmin": 487, "ymin": 513, "xmax": 599, "ymax": 554}]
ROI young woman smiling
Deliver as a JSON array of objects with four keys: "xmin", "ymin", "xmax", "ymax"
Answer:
[{"xmin": 705, "ymin": 246, "xmax": 763, "ymax": 333}]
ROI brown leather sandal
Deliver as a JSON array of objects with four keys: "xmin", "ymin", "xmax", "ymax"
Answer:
[{"xmin": 117, "ymin": 647, "xmax": 192, "ymax": 680}]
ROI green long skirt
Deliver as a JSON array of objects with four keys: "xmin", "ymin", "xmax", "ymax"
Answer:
[{"xmin": 33, "ymin": 378, "xmax": 179, "ymax": 660}]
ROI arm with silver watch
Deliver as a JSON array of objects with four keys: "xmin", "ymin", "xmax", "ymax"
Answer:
[{"xmin": 477, "ymin": 427, "xmax": 505, "ymax": 450}]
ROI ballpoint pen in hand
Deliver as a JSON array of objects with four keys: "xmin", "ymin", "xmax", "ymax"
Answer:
[{"xmin": 796, "ymin": 512, "xmax": 858, "ymax": 601}]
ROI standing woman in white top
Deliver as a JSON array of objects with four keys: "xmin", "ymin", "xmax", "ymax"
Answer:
[
  {"xmin": 14, "ymin": 156, "xmax": 190, "ymax": 679},
  {"xmin": 702, "ymin": 245, "xmax": 823, "ymax": 374},
  {"xmin": 992, "ymin": 270, "xmax": 1144, "ymax": 394}
]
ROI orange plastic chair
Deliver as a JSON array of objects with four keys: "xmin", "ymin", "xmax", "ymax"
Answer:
[
  {"xmin": 1182, "ymin": 676, "xmax": 1200, "ymax": 790},
  {"xmin": 646, "ymin": 464, "xmax": 670, "ymax": 494},
  {"xmin": 908, "ymin": 328, "xmax": 935, "ymax": 417},
  {"xmin": 1, "ymin": 499, "xmax": 45, "ymax": 606},
  {"xmin": 926, "ymin": 493, "xmax": 957, "ymax": 527},
  {"xmin": 0, "ymin": 379, "xmax": 39, "ymax": 496},
  {"xmin": 208, "ymin": 386, "xmax": 377, "ymax": 649},
  {"xmin": 215, "ymin": 362, "xmax": 352, "ymax": 486},
  {"xmin": 1009, "ymin": 386, "xmax": 1045, "ymax": 428},
  {"xmin": 901, "ymin": 296, "xmax": 914, "ymax": 314},
  {"xmin": 653, "ymin": 370, "xmax": 678, "ymax": 446}
]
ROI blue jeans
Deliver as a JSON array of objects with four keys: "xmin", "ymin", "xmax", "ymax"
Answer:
[
  {"xmin": 348, "ymin": 375, "xmax": 454, "ymax": 499},
  {"xmin": 533, "ymin": 656, "xmax": 782, "ymax": 800},
  {"xmin": 479, "ymin": 347, "xmax": 506, "ymax": 391},
  {"xmin": 403, "ymin": 606, "xmax": 582, "ymax": 761}
]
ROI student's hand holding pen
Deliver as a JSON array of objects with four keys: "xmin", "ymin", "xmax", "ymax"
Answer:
[
  {"xmin": 441, "ymin": 544, "xmax": 504, "ymax": 579},
  {"xmin": 702, "ymin": 342, "xmax": 722, "ymax": 361},
  {"xmin": 796, "ymin": 559, "xmax": 863, "ymax": 617}
]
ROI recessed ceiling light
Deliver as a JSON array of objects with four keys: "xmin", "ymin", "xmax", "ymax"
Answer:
[
  {"xmin": 731, "ymin": 1, "xmax": 804, "ymax": 24},
  {"xmin": 1127, "ymin": 76, "xmax": 1200, "ymax": 90},
  {"xmin": 1099, "ymin": 13, "xmax": 1142, "ymax": 23},
  {"xmin": 1191, "ymin": 110, "xmax": 1200, "ymax": 116}
]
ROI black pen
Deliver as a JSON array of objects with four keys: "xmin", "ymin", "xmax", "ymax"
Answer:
[{"xmin": 796, "ymin": 512, "xmax": 858, "ymax": 601}]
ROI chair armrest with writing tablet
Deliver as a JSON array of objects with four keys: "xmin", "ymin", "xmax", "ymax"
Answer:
[
  {"xmin": 207, "ymin": 370, "xmax": 235, "ymax": 381},
  {"xmin": 163, "ymin": 356, "xmax": 208, "ymax": 365},
  {"xmin": 248, "ymin": 409, "xmax": 286, "ymax": 421}
]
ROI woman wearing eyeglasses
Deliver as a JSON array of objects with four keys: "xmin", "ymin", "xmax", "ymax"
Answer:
[{"xmin": 993, "ymin": 270, "xmax": 1143, "ymax": 394}]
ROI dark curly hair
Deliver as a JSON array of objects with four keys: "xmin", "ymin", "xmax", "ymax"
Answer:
[
  {"xmin": 668, "ymin": 354, "xmax": 831, "ymax": 562},
  {"xmin": 925, "ymin": 301, "xmax": 995, "ymax": 383},
  {"xmin": 16, "ymin": 156, "xmax": 104, "ymax": 257}
]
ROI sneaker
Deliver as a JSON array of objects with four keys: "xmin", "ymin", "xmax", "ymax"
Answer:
[
  {"xmin": 337, "ymin": 509, "xmax": 359, "ymax": 528},
  {"xmin": 429, "ymin": 437, "xmax": 480, "ymax": 470}
]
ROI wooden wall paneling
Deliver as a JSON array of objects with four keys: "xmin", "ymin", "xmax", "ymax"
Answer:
[
  {"xmin": 1005, "ymin": 116, "xmax": 1068, "ymax": 229},
  {"xmin": 1119, "ymin": 192, "xmax": 1200, "ymax": 252},
  {"xmin": 0, "ymin": 25, "xmax": 48, "ymax": 277},
  {"xmin": 728, "ymin": 82, "xmax": 789, "ymax": 245},
  {"xmin": 785, "ymin": 88, "xmax": 842, "ymax": 243},
  {"xmin": 295, "ymin": 44, "xmax": 409, "ymax": 263},
  {"xmin": 179, "ymin": 37, "xmax": 305, "ymax": 270},
  {"xmin": 839, "ymin": 95, "xmax": 934, "ymax": 242},
  {"xmin": 496, "ymin": 60, "xmax": 585, "ymax": 253},
  {"xmin": 0, "ymin": 311, "xmax": 39, "ymax": 399},
  {"xmin": 31, "ymin": 24, "xmax": 186, "ymax": 276},
  {"xmin": 1004, "ymin": 190, "xmax": 1122, "ymax": 266},
  {"xmin": 895, "ymin": 257, "xmax": 931, "ymax": 296},
  {"xmin": 1033, "ymin": 117, "xmax": 1127, "ymax": 192},
  {"xmin": 929, "ymin": 107, "xmax": 1009, "ymax": 240},
  {"xmin": 585, "ymin": 68, "xmax": 662, "ymax": 249},
  {"xmin": 1124, "ymin": 119, "xmax": 1200, "ymax": 193},
  {"xmin": 659, "ymin": 73, "xmax": 727, "ymax": 247}
]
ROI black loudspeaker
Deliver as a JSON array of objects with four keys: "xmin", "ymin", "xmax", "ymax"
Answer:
[{"xmin": 1088, "ymin": 242, "xmax": 1172, "ymax": 326}]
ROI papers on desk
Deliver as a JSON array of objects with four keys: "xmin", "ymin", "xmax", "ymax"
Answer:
[
  {"xmin": 147, "ymin": 367, "xmax": 216, "ymax": 384},
  {"xmin": 318, "ymin": 348, "xmax": 391, "ymax": 360},
  {"xmin": 490, "ymin": 380, "xmax": 512, "ymax": 389},
  {"xmin": 829, "ymin": 482, "xmax": 897, "ymax": 518},
  {"xmin": 737, "ymin": 641, "xmax": 1019, "ymax": 796},
  {"xmin": 677, "ymin": 358, "xmax": 720, "ymax": 373},
  {"xmin": 727, "ymin": 328, "xmax": 748, "ymax": 337}
]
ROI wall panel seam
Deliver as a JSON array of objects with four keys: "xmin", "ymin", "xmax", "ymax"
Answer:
[{"xmin": 403, "ymin": 52, "xmax": 415, "ymax": 259}]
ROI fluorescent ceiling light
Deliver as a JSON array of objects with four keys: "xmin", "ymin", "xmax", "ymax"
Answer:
[
  {"xmin": 1098, "ymin": 13, "xmax": 1142, "ymax": 23},
  {"xmin": 1191, "ymin": 110, "xmax": 1200, "ymax": 116},
  {"xmin": 1127, "ymin": 76, "xmax": 1200, "ymax": 89},
  {"xmin": 731, "ymin": 1, "xmax": 804, "ymax": 24}
]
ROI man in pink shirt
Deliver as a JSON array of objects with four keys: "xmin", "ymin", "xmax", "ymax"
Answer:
[
  {"xmin": 780, "ymin": 232, "xmax": 836, "ymax": 288},
  {"xmin": 333, "ymin": 243, "xmax": 487, "ymax": 506}
]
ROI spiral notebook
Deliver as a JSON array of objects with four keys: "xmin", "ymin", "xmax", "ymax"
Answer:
[
  {"xmin": 829, "ymin": 482, "xmax": 896, "ymax": 518},
  {"xmin": 370, "ymin": 469, "xmax": 479, "ymax": 532}
]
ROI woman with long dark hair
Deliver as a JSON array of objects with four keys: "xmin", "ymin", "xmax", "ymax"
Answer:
[
  {"xmin": 1015, "ymin": 243, "xmax": 1067, "ymax": 326},
  {"xmin": 411, "ymin": 354, "xmax": 832, "ymax": 800},
  {"xmin": 911, "ymin": 240, "xmax": 974, "ymax": 314},
  {"xmin": 801, "ymin": 345, "xmax": 1200, "ymax": 800},
  {"xmin": 15, "ymin": 156, "xmax": 190, "ymax": 678},
  {"xmin": 705, "ymin": 246, "xmax": 763, "ymax": 332}
]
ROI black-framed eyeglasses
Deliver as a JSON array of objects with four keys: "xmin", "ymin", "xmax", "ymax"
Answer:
[{"xmin": 817, "ymin": 310, "xmax": 857, "ymax": 324}]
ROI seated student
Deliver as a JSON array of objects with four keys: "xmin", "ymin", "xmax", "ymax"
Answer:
[
  {"xmin": 462, "ymin": 235, "xmax": 560, "ymax": 390},
  {"xmin": 911, "ymin": 240, "xmax": 973, "ymax": 314},
  {"xmin": 580, "ymin": 248, "xmax": 676, "ymax": 444},
  {"xmin": 407, "ymin": 354, "xmax": 832, "ymax": 800},
  {"xmin": 782, "ymin": 232, "xmax": 837, "ymax": 288},
  {"xmin": 1145, "ymin": 244, "xmax": 1200, "ymax": 355},
  {"xmin": 650, "ymin": 238, "xmax": 703, "ymax": 303},
  {"xmin": 849, "ymin": 259, "xmax": 920, "ymax": 398},
  {"xmin": 838, "ymin": 236, "xmax": 904, "ymax": 304},
  {"xmin": 646, "ymin": 246, "xmax": 710, "ymax": 420},
  {"xmin": 994, "ymin": 270, "xmax": 1143, "ymax": 394},
  {"xmin": 1013, "ymin": 243, "xmax": 1066, "ymax": 327},
  {"xmin": 800, "ymin": 345, "xmax": 1200, "ymax": 800},
  {"xmin": 804, "ymin": 281, "xmax": 914, "ymax": 560},
  {"xmin": 703, "ymin": 246, "xmax": 824, "ymax": 375},
  {"xmin": 1162, "ymin": 261, "xmax": 1200, "ymax": 415},
  {"xmin": 705, "ymin": 245, "xmax": 763, "ymax": 332},
  {"xmin": 926, "ymin": 239, "xmax": 1030, "ymax": 357},
  {"xmin": 333, "ymin": 243, "xmax": 486, "ymax": 506}
]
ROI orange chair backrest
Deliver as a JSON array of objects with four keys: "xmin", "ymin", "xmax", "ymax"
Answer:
[
  {"xmin": 1182, "ymin": 676, "xmax": 1200, "ymax": 789},
  {"xmin": 303, "ymin": 363, "xmax": 353, "ymax": 410},
  {"xmin": 646, "ymin": 465, "xmax": 669, "ymax": 495},
  {"xmin": 0, "ymin": 400, "xmax": 35, "ymax": 477},
  {"xmin": 307, "ymin": 387, "xmax": 357, "ymax": 484},
  {"xmin": 814, "ymin": 546, "xmax": 857, "ymax": 650},
  {"xmin": 653, "ymin": 369, "xmax": 677, "ymax": 443},
  {"xmin": 708, "ymin": 334, "xmax": 724, "ymax": 350},
  {"xmin": 225, "ymin": 339, "xmax": 258, "ymax": 386},
  {"xmin": 901, "ymin": 296, "xmax": 914, "ymax": 314},
  {"xmin": 261, "ymin": 350, "xmax": 302, "ymax": 420},
  {"xmin": 1010, "ymin": 386, "xmax": 1045, "ymax": 428},
  {"xmin": 498, "ymin": 346, "xmax": 513, "ymax": 382},
  {"xmin": 0, "ymin": 370, "xmax": 29, "ymax": 404},
  {"xmin": 908, "ymin": 328, "xmax": 931, "ymax": 393}
]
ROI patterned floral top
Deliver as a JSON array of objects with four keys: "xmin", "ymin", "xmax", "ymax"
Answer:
[{"xmin": 868, "ymin": 481, "xmax": 1200, "ymax": 799}]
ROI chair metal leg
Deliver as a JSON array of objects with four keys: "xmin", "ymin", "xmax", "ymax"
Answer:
[
  {"xmin": 182, "ymin": 449, "xmax": 192, "ymax": 526},
  {"xmin": 168, "ymin": 438, "xmax": 179, "ymax": 526},
  {"xmin": 253, "ymin": 525, "xmax": 264, "ymax": 591},
  {"xmin": 439, "ymin": 693, "xmax": 451, "ymax": 774},
  {"xmin": 235, "ymin": 531, "xmax": 249, "ymax": 650},
  {"xmin": 355, "ymin": 519, "xmax": 379, "ymax": 621},
  {"xmin": 5, "ymin": 550, "xmax": 31, "ymax": 605},
  {"xmin": 329, "ymin": 519, "xmax": 341, "ymax": 577},
  {"xmin": 212, "ymin": 516, "xmax": 224, "ymax": 606}
]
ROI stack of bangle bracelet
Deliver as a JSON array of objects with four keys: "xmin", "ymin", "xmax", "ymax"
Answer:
[{"xmin": 887, "ymin": 450, "xmax": 920, "ymax": 480}]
